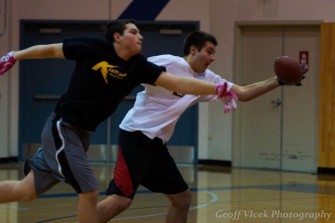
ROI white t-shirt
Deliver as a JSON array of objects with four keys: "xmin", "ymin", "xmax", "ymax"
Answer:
[{"xmin": 119, "ymin": 54, "xmax": 233, "ymax": 143}]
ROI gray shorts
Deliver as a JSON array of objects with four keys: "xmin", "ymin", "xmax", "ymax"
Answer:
[{"xmin": 25, "ymin": 113, "xmax": 98, "ymax": 195}]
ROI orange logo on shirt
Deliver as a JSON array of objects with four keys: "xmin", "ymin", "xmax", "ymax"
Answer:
[{"xmin": 92, "ymin": 61, "xmax": 127, "ymax": 84}]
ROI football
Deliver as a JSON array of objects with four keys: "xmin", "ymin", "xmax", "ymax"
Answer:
[{"xmin": 274, "ymin": 56, "xmax": 302, "ymax": 85}]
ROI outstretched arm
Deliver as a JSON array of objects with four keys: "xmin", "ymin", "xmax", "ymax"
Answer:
[
  {"xmin": 232, "ymin": 64, "xmax": 308, "ymax": 102},
  {"xmin": 14, "ymin": 43, "xmax": 64, "ymax": 60},
  {"xmin": 155, "ymin": 71, "xmax": 218, "ymax": 96},
  {"xmin": 0, "ymin": 43, "xmax": 64, "ymax": 75},
  {"xmin": 232, "ymin": 76, "xmax": 280, "ymax": 102}
]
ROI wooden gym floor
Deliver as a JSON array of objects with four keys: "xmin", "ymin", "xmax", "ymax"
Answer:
[{"xmin": 0, "ymin": 163, "xmax": 334, "ymax": 223}]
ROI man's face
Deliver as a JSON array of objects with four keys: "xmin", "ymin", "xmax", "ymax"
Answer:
[
  {"xmin": 118, "ymin": 23, "xmax": 143, "ymax": 56},
  {"xmin": 190, "ymin": 41, "xmax": 216, "ymax": 73}
]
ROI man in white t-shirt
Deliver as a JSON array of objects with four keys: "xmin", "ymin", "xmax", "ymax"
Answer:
[{"xmin": 97, "ymin": 31, "xmax": 305, "ymax": 223}]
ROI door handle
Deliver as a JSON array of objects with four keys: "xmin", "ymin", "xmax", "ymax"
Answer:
[{"xmin": 270, "ymin": 98, "xmax": 282, "ymax": 107}]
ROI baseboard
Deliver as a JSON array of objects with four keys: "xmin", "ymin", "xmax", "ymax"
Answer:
[
  {"xmin": 317, "ymin": 167, "xmax": 335, "ymax": 175},
  {"xmin": 0, "ymin": 157, "xmax": 18, "ymax": 163},
  {"xmin": 197, "ymin": 159, "xmax": 231, "ymax": 167}
]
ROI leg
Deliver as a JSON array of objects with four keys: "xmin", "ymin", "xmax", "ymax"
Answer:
[
  {"xmin": 165, "ymin": 189, "xmax": 192, "ymax": 223},
  {"xmin": 96, "ymin": 130, "xmax": 145, "ymax": 222},
  {"xmin": 0, "ymin": 170, "xmax": 37, "ymax": 203},
  {"xmin": 97, "ymin": 194, "xmax": 132, "ymax": 223},
  {"xmin": 47, "ymin": 117, "xmax": 100, "ymax": 222},
  {"xmin": 77, "ymin": 190, "xmax": 99, "ymax": 223}
]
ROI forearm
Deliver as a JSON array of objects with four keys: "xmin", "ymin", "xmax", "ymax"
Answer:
[
  {"xmin": 155, "ymin": 72, "xmax": 217, "ymax": 95},
  {"xmin": 13, "ymin": 43, "xmax": 64, "ymax": 60},
  {"xmin": 234, "ymin": 76, "xmax": 279, "ymax": 101},
  {"xmin": 176, "ymin": 77, "xmax": 216, "ymax": 95}
]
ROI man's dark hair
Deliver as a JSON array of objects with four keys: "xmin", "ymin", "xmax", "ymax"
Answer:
[
  {"xmin": 105, "ymin": 19, "xmax": 136, "ymax": 43},
  {"xmin": 183, "ymin": 31, "xmax": 218, "ymax": 56}
]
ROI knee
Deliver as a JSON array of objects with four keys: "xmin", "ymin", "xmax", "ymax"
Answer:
[
  {"xmin": 20, "ymin": 194, "xmax": 37, "ymax": 201},
  {"xmin": 115, "ymin": 196, "xmax": 132, "ymax": 213},
  {"xmin": 16, "ymin": 181, "xmax": 38, "ymax": 202},
  {"xmin": 16, "ymin": 171, "xmax": 38, "ymax": 201},
  {"xmin": 20, "ymin": 188, "xmax": 38, "ymax": 202},
  {"xmin": 171, "ymin": 190, "xmax": 192, "ymax": 210},
  {"xmin": 98, "ymin": 195, "xmax": 132, "ymax": 218},
  {"xmin": 78, "ymin": 190, "xmax": 99, "ymax": 205},
  {"xmin": 85, "ymin": 190, "xmax": 99, "ymax": 201}
]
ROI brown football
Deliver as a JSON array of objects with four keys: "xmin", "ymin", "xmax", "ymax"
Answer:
[{"xmin": 274, "ymin": 56, "xmax": 302, "ymax": 85}]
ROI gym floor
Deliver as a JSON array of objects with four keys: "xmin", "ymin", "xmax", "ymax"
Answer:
[{"xmin": 0, "ymin": 163, "xmax": 334, "ymax": 223}]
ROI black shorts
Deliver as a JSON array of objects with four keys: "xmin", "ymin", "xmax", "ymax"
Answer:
[{"xmin": 106, "ymin": 129, "xmax": 189, "ymax": 199}]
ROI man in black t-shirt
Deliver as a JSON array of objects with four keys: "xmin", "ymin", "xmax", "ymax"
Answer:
[{"xmin": 0, "ymin": 19, "xmax": 230, "ymax": 223}]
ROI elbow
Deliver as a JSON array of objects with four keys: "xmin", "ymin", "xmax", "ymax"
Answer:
[
  {"xmin": 233, "ymin": 88, "xmax": 252, "ymax": 102},
  {"xmin": 235, "ymin": 93, "xmax": 253, "ymax": 102},
  {"xmin": 239, "ymin": 97, "xmax": 251, "ymax": 102}
]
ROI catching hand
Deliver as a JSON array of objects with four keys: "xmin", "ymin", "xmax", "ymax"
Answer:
[
  {"xmin": 278, "ymin": 64, "xmax": 308, "ymax": 86},
  {"xmin": 216, "ymin": 82, "xmax": 238, "ymax": 113},
  {"xmin": 0, "ymin": 51, "xmax": 16, "ymax": 76}
]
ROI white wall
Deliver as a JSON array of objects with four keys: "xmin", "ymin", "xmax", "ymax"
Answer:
[{"xmin": 1, "ymin": 0, "xmax": 335, "ymax": 161}]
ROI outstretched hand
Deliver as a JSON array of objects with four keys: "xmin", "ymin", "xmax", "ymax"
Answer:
[
  {"xmin": 216, "ymin": 82, "xmax": 238, "ymax": 113},
  {"xmin": 0, "ymin": 51, "xmax": 16, "ymax": 76},
  {"xmin": 278, "ymin": 64, "xmax": 308, "ymax": 86}
]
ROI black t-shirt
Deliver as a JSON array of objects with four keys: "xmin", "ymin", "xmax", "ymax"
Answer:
[{"xmin": 55, "ymin": 37, "xmax": 164, "ymax": 131}]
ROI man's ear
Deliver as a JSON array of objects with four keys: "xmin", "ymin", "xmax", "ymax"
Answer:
[
  {"xmin": 113, "ymin": 33, "xmax": 121, "ymax": 42},
  {"xmin": 190, "ymin": 46, "xmax": 197, "ymax": 55}
]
